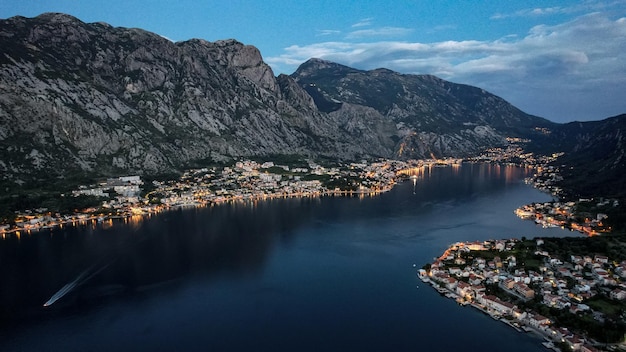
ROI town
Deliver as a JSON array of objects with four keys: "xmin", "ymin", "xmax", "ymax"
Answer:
[
  {"xmin": 0, "ymin": 136, "xmax": 614, "ymax": 238},
  {"xmin": 514, "ymin": 162, "xmax": 616, "ymax": 236},
  {"xmin": 421, "ymin": 238, "xmax": 626, "ymax": 351},
  {"xmin": 0, "ymin": 158, "xmax": 442, "ymax": 235},
  {"xmin": 2, "ymin": 140, "xmax": 624, "ymax": 351}
]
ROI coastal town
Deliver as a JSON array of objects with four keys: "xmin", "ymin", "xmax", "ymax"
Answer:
[
  {"xmin": 1, "ymin": 157, "xmax": 450, "ymax": 235},
  {"xmin": 1, "ymin": 139, "xmax": 624, "ymax": 350},
  {"xmin": 420, "ymin": 238, "xmax": 626, "ymax": 351},
  {"xmin": 0, "ymin": 138, "xmax": 615, "ymax": 239},
  {"xmin": 513, "ymin": 162, "xmax": 615, "ymax": 236},
  {"xmin": 0, "ymin": 158, "xmax": 406, "ymax": 235}
]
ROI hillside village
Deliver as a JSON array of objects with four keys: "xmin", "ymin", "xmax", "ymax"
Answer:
[
  {"xmin": 1, "ymin": 138, "xmax": 616, "ymax": 239},
  {"xmin": 421, "ymin": 238, "xmax": 626, "ymax": 351},
  {"xmin": 513, "ymin": 162, "xmax": 616, "ymax": 236},
  {"xmin": 1, "ymin": 158, "xmax": 410, "ymax": 235}
]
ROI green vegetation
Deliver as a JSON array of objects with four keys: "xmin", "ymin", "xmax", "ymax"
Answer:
[
  {"xmin": 0, "ymin": 192, "xmax": 102, "ymax": 223},
  {"xmin": 0, "ymin": 171, "xmax": 105, "ymax": 222},
  {"xmin": 509, "ymin": 236, "xmax": 626, "ymax": 343},
  {"xmin": 586, "ymin": 295, "xmax": 626, "ymax": 317},
  {"xmin": 539, "ymin": 234, "xmax": 626, "ymax": 263}
]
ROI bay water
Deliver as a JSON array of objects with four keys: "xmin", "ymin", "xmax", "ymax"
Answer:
[{"xmin": 0, "ymin": 163, "xmax": 577, "ymax": 351}]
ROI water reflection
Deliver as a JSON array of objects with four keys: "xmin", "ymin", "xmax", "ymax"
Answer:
[
  {"xmin": 0, "ymin": 163, "xmax": 541, "ymax": 330},
  {"xmin": 0, "ymin": 197, "xmax": 323, "ymax": 325}
]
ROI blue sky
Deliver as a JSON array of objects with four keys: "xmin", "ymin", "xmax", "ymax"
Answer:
[{"xmin": 1, "ymin": 1, "xmax": 625, "ymax": 123}]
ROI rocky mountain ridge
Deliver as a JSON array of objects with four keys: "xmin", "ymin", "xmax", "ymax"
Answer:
[
  {"xmin": 0, "ymin": 13, "xmax": 372, "ymax": 187},
  {"xmin": 550, "ymin": 114, "xmax": 626, "ymax": 199},
  {"xmin": 0, "ymin": 13, "xmax": 620, "ymax": 192},
  {"xmin": 291, "ymin": 58, "xmax": 556, "ymax": 159}
]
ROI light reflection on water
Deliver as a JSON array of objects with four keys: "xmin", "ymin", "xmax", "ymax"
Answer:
[{"xmin": 0, "ymin": 163, "xmax": 577, "ymax": 352}]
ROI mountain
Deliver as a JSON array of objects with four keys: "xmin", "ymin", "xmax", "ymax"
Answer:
[
  {"xmin": 291, "ymin": 58, "xmax": 556, "ymax": 158},
  {"xmin": 550, "ymin": 114, "xmax": 626, "ymax": 200},
  {"xmin": 0, "ymin": 13, "xmax": 378, "ymax": 188},
  {"xmin": 0, "ymin": 13, "xmax": 609, "ymax": 192}
]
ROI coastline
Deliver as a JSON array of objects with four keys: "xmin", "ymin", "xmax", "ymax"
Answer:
[
  {"xmin": 0, "ymin": 186, "xmax": 394, "ymax": 238},
  {"xmin": 419, "ymin": 239, "xmax": 622, "ymax": 352}
]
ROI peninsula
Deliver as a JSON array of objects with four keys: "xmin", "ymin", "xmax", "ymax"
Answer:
[{"xmin": 421, "ymin": 236, "xmax": 626, "ymax": 351}]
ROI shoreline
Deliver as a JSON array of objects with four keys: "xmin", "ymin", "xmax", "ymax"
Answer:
[
  {"xmin": 2, "ymin": 158, "xmax": 605, "ymax": 240},
  {"xmin": 0, "ymin": 187, "xmax": 394, "ymax": 238},
  {"xmin": 419, "ymin": 268, "xmax": 562, "ymax": 349},
  {"xmin": 419, "ymin": 239, "xmax": 620, "ymax": 352}
]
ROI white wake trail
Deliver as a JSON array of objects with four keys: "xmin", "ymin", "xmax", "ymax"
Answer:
[{"xmin": 43, "ymin": 263, "xmax": 111, "ymax": 307}]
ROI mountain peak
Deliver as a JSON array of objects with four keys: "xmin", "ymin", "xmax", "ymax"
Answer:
[
  {"xmin": 293, "ymin": 58, "xmax": 362, "ymax": 79},
  {"xmin": 4, "ymin": 12, "xmax": 618, "ymax": 193},
  {"xmin": 35, "ymin": 12, "xmax": 83, "ymax": 24}
]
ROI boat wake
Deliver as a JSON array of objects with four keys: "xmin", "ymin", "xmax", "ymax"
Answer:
[{"xmin": 43, "ymin": 262, "xmax": 111, "ymax": 307}]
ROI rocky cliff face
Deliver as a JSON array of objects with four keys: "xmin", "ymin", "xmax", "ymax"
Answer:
[
  {"xmin": 0, "ymin": 13, "xmax": 558, "ymax": 188},
  {"xmin": 291, "ymin": 58, "xmax": 555, "ymax": 159},
  {"xmin": 0, "ymin": 14, "xmax": 374, "ymax": 186}
]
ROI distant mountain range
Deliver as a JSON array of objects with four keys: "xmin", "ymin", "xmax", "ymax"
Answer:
[
  {"xmin": 0, "ymin": 13, "xmax": 624, "ymax": 200},
  {"xmin": 549, "ymin": 114, "xmax": 626, "ymax": 199}
]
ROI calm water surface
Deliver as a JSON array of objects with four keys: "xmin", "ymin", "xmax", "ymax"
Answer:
[{"xmin": 0, "ymin": 164, "xmax": 578, "ymax": 351}]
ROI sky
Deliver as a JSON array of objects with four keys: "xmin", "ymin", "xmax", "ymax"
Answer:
[{"xmin": 1, "ymin": 1, "xmax": 625, "ymax": 123}]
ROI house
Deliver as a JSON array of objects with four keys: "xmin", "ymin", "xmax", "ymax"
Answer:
[
  {"xmin": 448, "ymin": 267, "xmax": 462, "ymax": 276},
  {"xmin": 512, "ymin": 308, "xmax": 527, "ymax": 321},
  {"xmin": 471, "ymin": 285, "xmax": 486, "ymax": 295},
  {"xmin": 468, "ymin": 274, "xmax": 482, "ymax": 286},
  {"xmin": 565, "ymin": 335, "xmax": 584, "ymax": 351},
  {"xmin": 501, "ymin": 278, "xmax": 515, "ymax": 290},
  {"xmin": 555, "ymin": 327, "xmax": 573, "ymax": 340},
  {"xmin": 594, "ymin": 255, "xmax": 609, "ymax": 264},
  {"xmin": 478, "ymin": 294, "xmax": 515, "ymax": 315},
  {"xmin": 528, "ymin": 314, "xmax": 551, "ymax": 329},
  {"xmin": 467, "ymin": 241, "xmax": 486, "ymax": 251},
  {"xmin": 507, "ymin": 256, "xmax": 517, "ymax": 268},
  {"xmin": 610, "ymin": 288, "xmax": 626, "ymax": 300},
  {"xmin": 445, "ymin": 277, "xmax": 458, "ymax": 291},
  {"xmin": 580, "ymin": 344, "xmax": 601, "ymax": 352},
  {"xmin": 557, "ymin": 267, "xmax": 571, "ymax": 277},
  {"xmin": 514, "ymin": 283, "xmax": 535, "ymax": 299},
  {"xmin": 456, "ymin": 281, "xmax": 472, "ymax": 299},
  {"xmin": 543, "ymin": 293, "xmax": 560, "ymax": 307},
  {"xmin": 549, "ymin": 258, "xmax": 563, "ymax": 266},
  {"xmin": 493, "ymin": 256, "xmax": 503, "ymax": 268},
  {"xmin": 569, "ymin": 304, "xmax": 590, "ymax": 314}
]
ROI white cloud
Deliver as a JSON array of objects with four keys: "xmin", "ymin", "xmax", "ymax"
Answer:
[
  {"xmin": 267, "ymin": 12, "xmax": 626, "ymax": 122},
  {"xmin": 345, "ymin": 26, "xmax": 413, "ymax": 39},
  {"xmin": 491, "ymin": 0, "xmax": 626, "ymax": 19},
  {"xmin": 352, "ymin": 18, "xmax": 373, "ymax": 28},
  {"xmin": 316, "ymin": 29, "xmax": 341, "ymax": 36},
  {"xmin": 491, "ymin": 7, "xmax": 566, "ymax": 19}
]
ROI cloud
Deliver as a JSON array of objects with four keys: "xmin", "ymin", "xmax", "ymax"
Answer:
[
  {"xmin": 491, "ymin": 0, "xmax": 626, "ymax": 19},
  {"xmin": 352, "ymin": 18, "xmax": 373, "ymax": 28},
  {"xmin": 345, "ymin": 26, "xmax": 413, "ymax": 39},
  {"xmin": 316, "ymin": 29, "xmax": 341, "ymax": 36},
  {"xmin": 266, "ymin": 12, "xmax": 626, "ymax": 122},
  {"xmin": 491, "ymin": 7, "xmax": 566, "ymax": 19}
]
